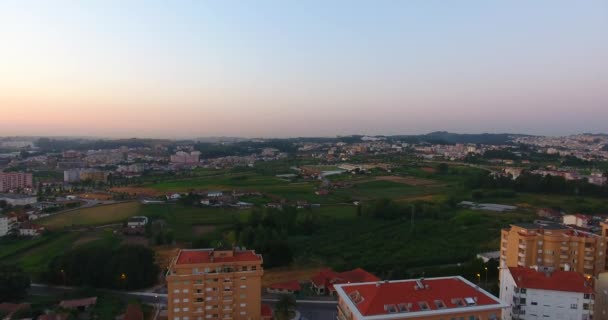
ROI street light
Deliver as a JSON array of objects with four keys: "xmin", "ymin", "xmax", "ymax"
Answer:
[
  {"xmin": 484, "ymin": 266, "xmax": 489, "ymax": 287},
  {"xmin": 476, "ymin": 273, "xmax": 481, "ymax": 285}
]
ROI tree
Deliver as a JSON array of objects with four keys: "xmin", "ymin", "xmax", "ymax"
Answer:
[
  {"xmin": 274, "ymin": 294, "xmax": 296, "ymax": 320},
  {"xmin": 0, "ymin": 264, "xmax": 30, "ymax": 302}
]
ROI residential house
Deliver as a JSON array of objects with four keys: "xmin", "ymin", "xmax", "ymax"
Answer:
[
  {"xmin": 58, "ymin": 297, "xmax": 97, "ymax": 311},
  {"xmin": 311, "ymin": 268, "xmax": 380, "ymax": 296},
  {"xmin": 266, "ymin": 280, "xmax": 301, "ymax": 295}
]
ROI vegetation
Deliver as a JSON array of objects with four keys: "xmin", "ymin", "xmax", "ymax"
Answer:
[
  {"xmin": 274, "ymin": 294, "xmax": 296, "ymax": 320},
  {"xmin": 46, "ymin": 244, "xmax": 159, "ymax": 290},
  {"xmin": 0, "ymin": 264, "xmax": 30, "ymax": 302}
]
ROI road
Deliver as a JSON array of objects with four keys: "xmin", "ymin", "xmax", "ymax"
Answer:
[{"xmin": 30, "ymin": 284, "xmax": 337, "ymax": 320}]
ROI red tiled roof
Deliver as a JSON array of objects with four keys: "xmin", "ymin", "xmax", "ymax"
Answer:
[
  {"xmin": 339, "ymin": 278, "xmax": 500, "ymax": 316},
  {"xmin": 0, "ymin": 303, "xmax": 30, "ymax": 314},
  {"xmin": 38, "ymin": 313, "xmax": 68, "ymax": 320},
  {"xmin": 176, "ymin": 249, "xmax": 261, "ymax": 265},
  {"xmin": 508, "ymin": 267, "xmax": 593, "ymax": 294},
  {"xmin": 123, "ymin": 304, "xmax": 144, "ymax": 320},
  {"xmin": 269, "ymin": 280, "xmax": 302, "ymax": 291},
  {"xmin": 311, "ymin": 268, "xmax": 380, "ymax": 292},
  {"xmin": 261, "ymin": 304, "xmax": 273, "ymax": 318},
  {"xmin": 59, "ymin": 297, "xmax": 97, "ymax": 309}
]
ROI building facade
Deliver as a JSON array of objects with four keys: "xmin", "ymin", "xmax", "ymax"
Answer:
[
  {"xmin": 166, "ymin": 248, "xmax": 263, "ymax": 320},
  {"xmin": 0, "ymin": 172, "xmax": 33, "ymax": 192},
  {"xmin": 500, "ymin": 222, "xmax": 608, "ymax": 277},
  {"xmin": 499, "ymin": 266, "xmax": 594, "ymax": 320},
  {"xmin": 334, "ymin": 277, "xmax": 505, "ymax": 320},
  {"xmin": 0, "ymin": 214, "xmax": 18, "ymax": 237}
]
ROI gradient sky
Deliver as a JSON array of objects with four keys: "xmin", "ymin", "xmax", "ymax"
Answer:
[{"xmin": 1, "ymin": 0, "xmax": 607, "ymax": 138}]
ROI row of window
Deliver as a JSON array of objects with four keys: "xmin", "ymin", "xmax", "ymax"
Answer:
[
  {"xmin": 174, "ymin": 276, "xmax": 249, "ymax": 286},
  {"xmin": 173, "ymin": 285, "xmax": 247, "ymax": 294},
  {"xmin": 173, "ymin": 313, "xmax": 247, "ymax": 320}
]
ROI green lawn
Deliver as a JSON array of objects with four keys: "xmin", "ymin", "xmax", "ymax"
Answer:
[{"xmin": 38, "ymin": 201, "xmax": 141, "ymax": 228}]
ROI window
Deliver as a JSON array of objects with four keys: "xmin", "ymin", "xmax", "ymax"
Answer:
[
  {"xmin": 584, "ymin": 293, "xmax": 591, "ymax": 299},
  {"xmin": 252, "ymin": 266, "xmax": 257, "ymax": 271},
  {"xmin": 196, "ymin": 298, "xmax": 204, "ymax": 303},
  {"xmin": 196, "ymin": 289, "xmax": 202, "ymax": 294},
  {"xmin": 174, "ymin": 318, "xmax": 180, "ymax": 320},
  {"xmin": 583, "ymin": 303, "xmax": 589, "ymax": 310},
  {"xmin": 183, "ymin": 308, "xmax": 189, "ymax": 312},
  {"xmin": 174, "ymin": 289, "xmax": 180, "ymax": 293},
  {"xmin": 195, "ymin": 279, "xmax": 203, "ymax": 284},
  {"xmin": 520, "ymin": 288, "xmax": 527, "ymax": 294},
  {"xmin": 174, "ymin": 308, "xmax": 181, "ymax": 312},
  {"xmin": 240, "ymin": 303, "xmax": 246, "ymax": 307},
  {"xmin": 183, "ymin": 298, "xmax": 189, "ymax": 303},
  {"xmin": 531, "ymin": 302, "xmax": 538, "ymax": 305},
  {"xmin": 183, "ymin": 289, "xmax": 189, "ymax": 293},
  {"xmin": 571, "ymin": 304, "xmax": 578, "ymax": 309},
  {"xmin": 174, "ymin": 299, "xmax": 180, "ymax": 303}
]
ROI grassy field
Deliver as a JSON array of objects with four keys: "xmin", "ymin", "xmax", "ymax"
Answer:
[{"xmin": 38, "ymin": 201, "xmax": 141, "ymax": 228}]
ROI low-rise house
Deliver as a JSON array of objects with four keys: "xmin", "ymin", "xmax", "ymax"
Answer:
[
  {"xmin": 563, "ymin": 214, "xmax": 590, "ymax": 228},
  {"xmin": 19, "ymin": 222, "xmax": 45, "ymax": 236},
  {"xmin": 207, "ymin": 191, "xmax": 223, "ymax": 198},
  {"xmin": 0, "ymin": 303, "xmax": 30, "ymax": 320},
  {"xmin": 37, "ymin": 313, "xmax": 68, "ymax": 320},
  {"xmin": 58, "ymin": 297, "xmax": 97, "ymax": 311},
  {"xmin": 266, "ymin": 280, "xmax": 302, "ymax": 295},
  {"xmin": 166, "ymin": 193, "xmax": 181, "ymax": 201},
  {"xmin": 536, "ymin": 208, "xmax": 562, "ymax": 220},
  {"xmin": 311, "ymin": 268, "xmax": 380, "ymax": 296}
]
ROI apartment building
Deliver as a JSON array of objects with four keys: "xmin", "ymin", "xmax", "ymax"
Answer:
[
  {"xmin": 499, "ymin": 266, "xmax": 594, "ymax": 320},
  {"xmin": 500, "ymin": 222, "xmax": 608, "ymax": 277},
  {"xmin": 166, "ymin": 248, "xmax": 263, "ymax": 320},
  {"xmin": 0, "ymin": 213, "xmax": 18, "ymax": 237},
  {"xmin": 0, "ymin": 172, "xmax": 33, "ymax": 192},
  {"xmin": 334, "ymin": 277, "xmax": 505, "ymax": 320}
]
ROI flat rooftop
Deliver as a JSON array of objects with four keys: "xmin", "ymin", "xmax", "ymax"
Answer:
[
  {"xmin": 512, "ymin": 222, "xmax": 567, "ymax": 230},
  {"xmin": 335, "ymin": 277, "xmax": 504, "ymax": 318},
  {"xmin": 175, "ymin": 248, "xmax": 261, "ymax": 265}
]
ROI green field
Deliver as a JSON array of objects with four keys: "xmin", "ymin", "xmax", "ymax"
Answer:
[{"xmin": 38, "ymin": 201, "xmax": 141, "ymax": 228}]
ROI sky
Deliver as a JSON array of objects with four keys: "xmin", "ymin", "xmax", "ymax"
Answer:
[{"xmin": 1, "ymin": 0, "xmax": 607, "ymax": 138}]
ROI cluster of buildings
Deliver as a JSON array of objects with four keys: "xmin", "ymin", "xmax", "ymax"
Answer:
[
  {"xmin": 514, "ymin": 134, "xmax": 608, "ymax": 161},
  {"xmin": 63, "ymin": 168, "xmax": 109, "ymax": 183},
  {"xmin": 0, "ymin": 212, "xmax": 45, "ymax": 237},
  {"xmin": 0, "ymin": 297, "xmax": 144, "ymax": 320}
]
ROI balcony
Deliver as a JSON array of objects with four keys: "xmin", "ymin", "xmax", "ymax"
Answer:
[
  {"xmin": 585, "ymin": 247, "xmax": 593, "ymax": 252},
  {"xmin": 518, "ymin": 244, "xmax": 526, "ymax": 249},
  {"xmin": 518, "ymin": 252, "xmax": 526, "ymax": 258},
  {"xmin": 584, "ymin": 256, "xmax": 594, "ymax": 261},
  {"xmin": 560, "ymin": 254, "xmax": 569, "ymax": 259}
]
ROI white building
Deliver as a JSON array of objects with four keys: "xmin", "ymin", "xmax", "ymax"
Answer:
[
  {"xmin": 127, "ymin": 216, "xmax": 148, "ymax": 228},
  {"xmin": 64, "ymin": 168, "xmax": 81, "ymax": 183},
  {"xmin": 0, "ymin": 193, "xmax": 38, "ymax": 206},
  {"xmin": 19, "ymin": 222, "xmax": 45, "ymax": 236},
  {"xmin": 0, "ymin": 214, "xmax": 17, "ymax": 237},
  {"xmin": 500, "ymin": 266, "xmax": 594, "ymax": 320},
  {"xmin": 563, "ymin": 214, "xmax": 590, "ymax": 228}
]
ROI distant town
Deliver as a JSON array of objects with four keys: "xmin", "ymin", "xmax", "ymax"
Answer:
[{"xmin": 1, "ymin": 132, "xmax": 608, "ymax": 320}]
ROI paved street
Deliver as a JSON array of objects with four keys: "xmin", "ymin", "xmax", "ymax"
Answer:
[{"xmin": 30, "ymin": 284, "xmax": 337, "ymax": 320}]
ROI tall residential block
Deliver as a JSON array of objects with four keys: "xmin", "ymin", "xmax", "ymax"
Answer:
[
  {"xmin": 500, "ymin": 222, "xmax": 608, "ymax": 277},
  {"xmin": 334, "ymin": 277, "xmax": 505, "ymax": 320},
  {"xmin": 167, "ymin": 248, "xmax": 263, "ymax": 320},
  {"xmin": 0, "ymin": 172, "xmax": 33, "ymax": 192}
]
